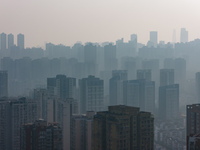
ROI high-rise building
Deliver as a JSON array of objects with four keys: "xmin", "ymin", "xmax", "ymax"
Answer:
[
  {"xmin": 159, "ymin": 84, "xmax": 179, "ymax": 120},
  {"xmin": 56, "ymin": 99, "xmax": 72, "ymax": 150},
  {"xmin": 150, "ymin": 31, "xmax": 158, "ymax": 47},
  {"xmin": 33, "ymin": 88, "xmax": 48, "ymax": 120},
  {"xmin": 0, "ymin": 98, "xmax": 11, "ymax": 150},
  {"xmin": 20, "ymin": 120, "xmax": 62, "ymax": 150},
  {"xmin": 196, "ymin": 73, "xmax": 200, "ymax": 103},
  {"xmin": 84, "ymin": 43, "xmax": 97, "ymax": 75},
  {"xmin": 121, "ymin": 57, "xmax": 137, "ymax": 80},
  {"xmin": 180, "ymin": 28, "xmax": 188, "ymax": 43},
  {"xmin": 130, "ymin": 34, "xmax": 137, "ymax": 43},
  {"xmin": 0, "ymin": 98, "xmax": 37, "ymax": 150},
  {"xmin": 8, "ymin": 33, "xmax": 14, "ymax": 50},
  {"xmin": 104, "ymin": 44, "xmax": 117, "ymax": 71},
  {"xmin": 186, "ymin": 104, "xmax": 200, "ymax": 150},
  {"xmin": 109, "ymin": 70, "xmax": 127, "ymax": 105},
  {"xmin": 142, "ymin": 59, "xmax": 159, "ymax": 83},
  {"xmin": 17, "ymin": 33, "xmax": 24, "ymax": 49},
  {"xmin": 79, "ymin": 75, "xmax": 104, "ymax": 113},
  {"xmin": 0, "ymin": 71, "xmax": 8, "ymax": 98},
  {"xmin": 160, "ymin": 69, "xmax": 174, "ymax": 86},
  {"xmin": 71, "ymin": 111, "xmax": 95, "ymax": 150},
  {"xmin": 1, "ymin": 33, "xmax": 7, "ymax": 50},
  {"xmin": 137, "ymin": 69, "xmax": 152, "ymax": 81},
  {"xmin": 123, "ymin": 79, "xmax": 155, "ymax": 113},
  {"xmin": 47, "ymin": 75, "xmax": 76, "ymax": 100},
  {"xmin": 93, "ymin": 105, "xmax": 154, "ymax": 150},
  {"xmin": 164, "ymin": 58, "xmax": 186, "ymax": 84}
]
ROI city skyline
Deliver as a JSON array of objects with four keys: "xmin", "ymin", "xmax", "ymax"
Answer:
[{"xmin": 1, "ymin": 0, "xmax": 200, "ymax": 48}]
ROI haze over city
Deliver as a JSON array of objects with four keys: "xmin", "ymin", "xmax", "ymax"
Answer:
[
  {"xmin": 1, "ymin": 0, "xmax": 200, "ymax": 47},
  {"xmin": 2, "ymin": 0, "xmax": 200, "ymax": 150}
]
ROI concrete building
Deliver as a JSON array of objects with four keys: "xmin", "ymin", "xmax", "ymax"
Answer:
[
  {"xmin": 137, "ymin": 69, "xmax": 152, "ymax": 81},
  {"xmin": 196, "ymin": 73, "xmax": 200, "ymax": 103},
  {"xmin": 8, "ymin": 34, "xmax": 14, "ymax": 50},
  {"xmin": 93, "ymin": 105, "xmax": 154, "ymax": 150},
  {"xmin": 20, "ymin": 120, "xmax": 62, "ymax": 150},
  {"xmin": 159, "ymin": 84, "xmax": 179, "ymax": 120},
  {"xmin": 56, "ymin": 99, "xmax": 72, "ymax": 150},
  {"xmin": 17, "ymin": 33, "xmax": 24, "ymax": 49},
  {"xmin": 186, "ymin": 104, "xmax": 200, "ymax": 150},
  {"xmin": 150, "ymin": 31, "xmax": 158, "ymax": 47},
  {"xmin": 104, "ymin": 43, "xmax": 117, "ymax": 71},
  {"xmin": 71, "ymin": 111, "xmax": 95, "ymax": 150},
  {"xmin": 79, "ymin": 75, "xmax": 104, "ymax": 113},
  {"xmin": 0, "ymin": 98, "xmax": 37, "ymax": 150},
  {"xmin": 33, "ymin": 88, "xmax": 48, "ymax": 120},
  {"xmin": 0, "ymin": 71, "xmax": 8, "ymax": 98},
  {"xmin": 109, "ymin": 70, "xmax": 127, "ymax": 105},
  {"xmin": 160, "ymin": 69, "xmax": 174, "ymax": 86},
  {"xmin": 180, "ymin": 28, "xmax": 188, "ymax": 43},
  {"xmin": 123, "ymin": 79, "xmax": 155, "ymax": 114},
  {"xmin": 1, "ymin": 33, "xmax": 7, "ymax": 50},
  {"xmin": 47, "ymin": 75, "xmax": 76, "ymax": 100}
]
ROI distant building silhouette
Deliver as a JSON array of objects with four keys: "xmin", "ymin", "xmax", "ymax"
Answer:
[
  {"xmin": 159, "ymin": 84, "xmax": 179, "ymax": 120},
  {"xmin": 17, "ymin": 33, "xmax": 24, "ymax": 49},
  {"xmin": 1, "ymin": 33, "xmax": 7, "ymax": 50},
  {"xmin": 180, "ymin": 28, "xmax": 188, "ymax": 43},
  {"xmin": 8, "ymin": 33, "xmax": 14, "ymax": 50},
  {"xmin": 137, "ymin": 69, "xmax": 152, "ymax": 81},
  {"xmin": 123, "ymin": 79, "xmax": 155, "ymax": 114},
  {"xmin": 93, "ymin": 105, "xmax": 154, "ymax": 150},
  {"xmin": 196, "ymin": 72, "xmax": 200, "ymax": 103},
  {"xmin": 160, "ymin": 69, "xmax": 174, "ymax": 86},
  {"xmin": 104, "ymin": 44, "xmax": 117, "ymax": 71},
  {"xmin": 150, "ymin": 31, "xmax": 158, "ymax": 47},
  {"xmin": 109, "ymin": 70, "xmax": 127, "ymax": 105}
]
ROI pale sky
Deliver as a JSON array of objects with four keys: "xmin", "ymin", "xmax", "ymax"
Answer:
[{"xmin": 1, "ymin": 0, "xmax": 200, "ymax": 48}]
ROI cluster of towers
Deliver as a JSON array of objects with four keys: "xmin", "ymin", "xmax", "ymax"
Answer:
[{"xmin": 0, "ymin": 33, "xmax": 24, "ymax": 50}]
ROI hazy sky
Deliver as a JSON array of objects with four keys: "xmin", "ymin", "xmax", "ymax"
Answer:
[{"xmin": 1, "ymin": 0, "xmax": 200, "ymax": 48}]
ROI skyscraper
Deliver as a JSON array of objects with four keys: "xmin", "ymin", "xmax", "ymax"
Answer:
[
  {"xmin": 47, "ymin": 75, "xmax": 76, "ymax": 100},
  {"xmin": 180, "ymin": 28, "xmax": 188, "ymax": 43},
  {"xmin": 150, "ymin": 31, "xmax": 158, "ymax": 47},
  {"xmin": 196, "ymin": 72, "xmax": 200, "ymax": 103},
  {"xmin": 0, "ymin": 98, "xmax": 37, "ymax": 150},
  {"xmin": 104, "ymin": 44, "xmax": 117, "ymax": 71},
  {"xmin": 130, "ymin": 34, "xmax": 137, "ymax": 43},
  {"xmin": 186, "ymin": 104, "xmax": 200, "ymax": 150},
  {"xmin": 56, "ymin": 99, "xmax": 72, "ymax": 150},
  {"xmin": 71, "ymin": 111, "xmax": 95, "ymax": 150},
  {"xmin": 123, "ymin": 79, "xmax": 155, "ymax": 113},
  {"xmin": 159, "ymin": 84, "xmax": 179, "ymax": 120},
  {"xmin": 160, "ymin": 69, "xmax": 174, "ymax": 86},
  {"xmin": 93, "ymin": 105, "xmax": 154, "ymax": 150},
  {"xmin": 109, "ymin": 70, "xmax": 127, "ymax": 105},
  {"xmin": 84, "ymin": 43, "xmax": 97, "ymax": 75},
  {"xmin": 79, "ymin": 75, "xmax": 104, "ymax": 113},
  {"xmin": 137, "ymin": 69, "xmax": 152, "ymax": 81},
  {"xmin": 1, "ymin": 33, "xmax": 7, "ymax": 50},
  {"xmin": 0, "ymin": 71, "xmax": 8, "ymax": 98},
  {"xmin": 17, "ymin": 33, "xmax": 24, "ymax": 49},
  {"xmin": 20, "ymin": 120, "xmax": 62, "ymax": 150},
  {"xmin": 8, "ymin": 33, "xmax": 14, "ymax": 50}
]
